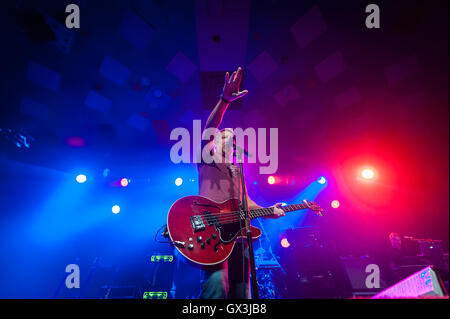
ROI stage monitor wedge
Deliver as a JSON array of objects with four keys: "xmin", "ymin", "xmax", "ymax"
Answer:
[{"xmin": 372, "ymin": 266, "xmax": 447, "ymax": 299}]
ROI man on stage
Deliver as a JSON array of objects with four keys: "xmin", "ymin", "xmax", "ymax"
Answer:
[{"xmin": 197, "ymin": 67, "xmax": 285, "ymax": 299}]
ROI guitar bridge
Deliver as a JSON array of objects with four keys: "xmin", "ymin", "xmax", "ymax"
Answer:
[{"xmin": 190, "ymin": 215, "xmax": 205, "ymax": 232}]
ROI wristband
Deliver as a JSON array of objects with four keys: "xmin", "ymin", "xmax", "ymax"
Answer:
[{"xmin": 220, "ymin": 94, "xmax": 231, "ymax": 104}]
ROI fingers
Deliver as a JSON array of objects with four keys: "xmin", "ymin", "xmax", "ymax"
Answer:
[
  {"xmin": 235, "ymin": 90, "xmax": 248, "ymax": 98},
  {"xmin": 224, "ymin": 68, "xmax": 247, "ymax": 100},
  {"xmin": 229, "ymin": 71, "xmax": 236, "ymax": 83},
  {"xmin": 272, "ymin": 203, "xmax": 282, "ymax": 210},
  {"xmin": 231, "ymin": 67, "xmax": 242, "ymax": 83},
  {"xmin": 235, "ymin": 67, "xmax": 242, "ymax": 80},
  {"xmin": 275, "ymin": 203, "xmax": 285, "ymax": 217},
  {"xmin": 227, "ymin": 67, "xmax": 243, "ymax": 84},
  {"xmin": 236, "ymin": 67, "xmax": 242, "ymax": 88}
]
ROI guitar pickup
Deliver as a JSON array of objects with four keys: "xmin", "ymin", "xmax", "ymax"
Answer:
[{"xmin": 190, "ymin": 215, "xmax": 205, "ymax": 232}]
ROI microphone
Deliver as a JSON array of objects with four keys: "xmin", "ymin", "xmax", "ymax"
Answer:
[
  {"xmin": 223, "ymin": 134, "xmax": 253, "ymax": 158},
  {"xmin": 233, "ymin": 142, "xmax": 252, "ymax": 158}
]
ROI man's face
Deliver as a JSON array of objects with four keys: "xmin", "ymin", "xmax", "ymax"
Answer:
[
  {"xmin": 216, "ymin": 129, "xmax": 234, "ymax": 157},
  {"xmin": 390, "ymin": 235, "xmax": 402, "ymax": 249}
]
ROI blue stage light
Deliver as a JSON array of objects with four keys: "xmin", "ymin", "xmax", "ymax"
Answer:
[
  {"xmin": 112, "ymin": 205, "xmax": 120, "ymax": 214},
  {"xmin": 120, "ymin": 178, "xmax": 129, "ymax": 187},
  {"xmin": 76, "ymin": 174, "xmax": 87, "ymax": 183},
  {"xmin": 175, "ymin": 177, "xmax": 183, "ymax": 186},
  {"xmin": 317, "ymin": 176, "xmax": 327, "ymax": 184}
]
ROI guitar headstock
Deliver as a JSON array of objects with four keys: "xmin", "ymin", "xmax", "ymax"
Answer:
[{"xmin": 303, "ymin": 199, "xmax": 324, "ymax": 217}]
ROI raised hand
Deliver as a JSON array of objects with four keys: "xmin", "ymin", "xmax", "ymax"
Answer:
[{"xmin": 221, "ymin": 67, "xmax": 248, "ymax": 103}]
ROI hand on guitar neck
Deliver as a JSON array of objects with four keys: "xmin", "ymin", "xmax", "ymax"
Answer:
[{"xmin": 264, "ymin": 203, "xmax": 285, "ymax": 219}]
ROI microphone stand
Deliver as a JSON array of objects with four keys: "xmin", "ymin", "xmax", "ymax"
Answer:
[{"xmin": 234, "ymin": 145, "xmax": 259, "ymax": 299}]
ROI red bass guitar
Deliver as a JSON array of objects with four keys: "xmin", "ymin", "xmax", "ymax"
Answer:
[{"xmin": 166, "ymin": 195, "xmax": 323, "ymax": 266}]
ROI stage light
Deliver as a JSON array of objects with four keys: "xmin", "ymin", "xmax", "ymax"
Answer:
[
  {"xmin": 175, "ymin": 177, "xmax": 183, "ymax": 186},
  {"xmin": 112, "ymin": 205, "xmax": 120, "ymax": 214},
  {"xmin": 331, "ymin": 200, "xmax": 340, "ymax": 209},
  {"xmin": 361, "ymin": 168, "xmax": 374, "ymax": 180},
  {"xmin": 76, "ymin": 174, "xmax": 87, "ymax": 183},
  {"xmin": 268, "ymin": 176, "xmax": 275, "ymax": 185},
  {"xmin": 317, "ymin": 176, "xmax": 327, "ymax": 184},
  {"xmin": 280, "ymin": 238, "xmax": 290, "ymax": 248},
  {"xmin": 120, "ymin": 178, "xmax": 129, "ymax": 187}
]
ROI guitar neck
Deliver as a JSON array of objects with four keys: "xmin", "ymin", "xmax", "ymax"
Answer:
[{"xmin": 248, "ymin": 203, "xmax": 309, "ymax": 219}]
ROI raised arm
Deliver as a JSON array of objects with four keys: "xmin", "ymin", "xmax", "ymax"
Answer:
[{"xmin": 202, "ymin": 67, "xmax": 248, "ymax": 142}]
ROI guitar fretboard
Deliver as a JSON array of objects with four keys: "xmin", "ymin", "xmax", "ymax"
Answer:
[{"xmin": 247, "ymin": 203, "xmax": 310, "ymax": 219}]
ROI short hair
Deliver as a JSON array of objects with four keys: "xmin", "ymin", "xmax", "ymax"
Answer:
[
  {"xmin": 217, "ymin": 128, "xmax": 235, "ymax": 144},
  {"xmin": 219, "ymin": 128, "xmax": 234, "ymax": 135},
  {"xmin": 389, "ymin": 232, "xmax": 401, "ymax": 241}
]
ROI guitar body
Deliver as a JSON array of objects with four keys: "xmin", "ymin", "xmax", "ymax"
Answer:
[{"xmin": 167, "ymin": 196, "xmax": 262, "ymax": 266}]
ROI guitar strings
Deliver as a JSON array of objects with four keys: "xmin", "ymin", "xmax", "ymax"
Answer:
[
  {"xmin": 196, "ymin": 205, "xmax": 309, "ymax": 226},
  {"xmin": 199, "ymin": 211, "xmax": 259, "ymax": 225},
  {"xmin": 197, "ymin": 205, "xmax": 308, "ymax": 223},
  {"xmin": 198, "ymin": 204, "xmax": 309, "ymax": 222},
  {"xmin": 200, "ymin": 208, "xmax": 273, "ymax": 221},
  {"xmin": 193, "ymin": 204, "xmax": 308, "ymax": 221},
  {"xmin": 198, "ymin": 208, "xmax": 313, "ymax": 225}
]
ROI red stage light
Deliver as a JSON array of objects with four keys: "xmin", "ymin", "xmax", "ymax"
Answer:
[{"xmin": 361, "ymin": 168, "xmax": 375, "ymax": 180}]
